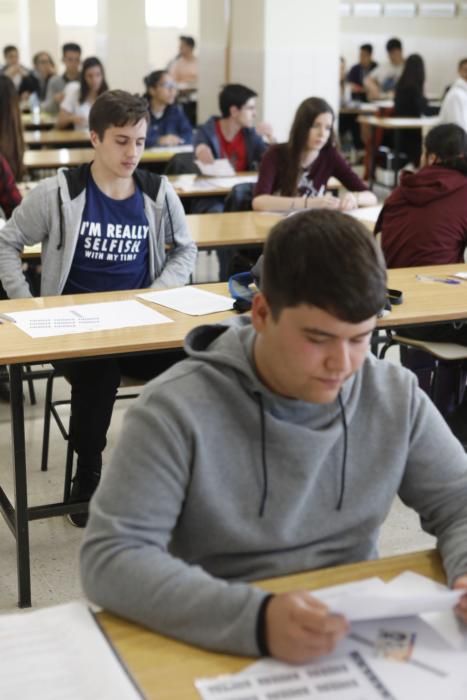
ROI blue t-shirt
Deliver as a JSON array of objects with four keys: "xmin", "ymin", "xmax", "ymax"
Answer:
[{"xmin": 63, "ymin": 174, "xmax": 151, "ymax": 294}]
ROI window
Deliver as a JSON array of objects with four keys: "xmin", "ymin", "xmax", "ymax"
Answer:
[
  {"xmin": 55, "ymin": 0, "xmax": 98, "ymax": 27},
  {"xmin": 145, "ymin": 0, "xmax": 187, "ymax": 28}
]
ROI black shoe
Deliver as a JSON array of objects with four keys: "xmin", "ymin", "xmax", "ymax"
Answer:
[{"xmin": 66, "ymin": 471, "xmax": 100, "ymax": 528}]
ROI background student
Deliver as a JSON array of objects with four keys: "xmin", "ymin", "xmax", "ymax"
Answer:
[
  {"xmin": 143, "ymin": 70, "xmax": 193, "ymax": 147},
  {"xmin": 81, "ymin": 210, "xmax": 467, "ymax": 663},
  {"xmin": 346, "ymin": 43, "xmax": 377, "ymax": 101},
  {"xmin": 440, "ymin": 58, "xmax": 467, "ymax": 132},
  {"xmin": 393, "ymin": 53, "xmax": 430, "ymax": 166},
  {"xmin": 0, "ymin": 90, "xmax": 197, "ymax": 526},
  {"xmin": 364, "ymin": 37, "xmax": 405, "ymax": 99},
  {"xmin": 57, "ymin": 56, "xmax": 108, "ymax": 129},
  {"xmin": 0, "ymin": 45, "xmax": 29, "ymax": 91},
  {"xmin": 376, "ymin": 123, "xmax": 467, "ymax": 420},
  {"xmin": 42, "ymin": 42, "xmax": 82, "ymax": 115},
  {"xmin": 253, "ymin": 96, "xmax": 376, "ymax": 212},
  {"xmin": 18, "ymin": 51, "xmax": 56, "ymax": 106}
]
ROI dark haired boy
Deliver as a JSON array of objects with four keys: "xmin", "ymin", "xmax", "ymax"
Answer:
[
  {"xmin": 1, "ymin": 45, "xmax": 29, "ymax": 90},
  {"xmin": 364, "ymin": 37, "xmax": 404, "ymax": 99},
  {"xmin": 82, "ymin": 210, "xmax": 467, "ymax": 662},
  {"xmin": 0, "ymin": 89, "xmax": 197, "ymax": 526},
  {"xmin": 42, "ymin": 42, "xmax": 82, "ymax": 114},
  {"xmin": 347, "ymin": 44, "xmax": 377, "ymax": 100},
  {"xmin": 194, "ymin": 83, "xmax": 273, "ymax": 172}
]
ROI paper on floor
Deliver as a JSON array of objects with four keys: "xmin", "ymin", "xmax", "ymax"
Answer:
[
  {"xmin": 7, "ymin": 299, "xmax": 172, "ymax": 338},
  {"xmin": 139, "ymin": 287, "xmax": 234, "ymax": 315}
]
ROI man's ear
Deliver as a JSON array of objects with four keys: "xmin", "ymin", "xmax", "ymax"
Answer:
[
  {"xmin": 425, "ymin": 152, "xmax": 438, "ymax": 166},
  {"xmin": 251, "ymin": 292, "xmax": 272, "ymax": 332},
  {"xmin": 89, "ymin": 130, "xmax": 101, "ymax": 149}
]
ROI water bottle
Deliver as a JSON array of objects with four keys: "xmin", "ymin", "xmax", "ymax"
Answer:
[{"xmin": 29, "ymin": 92, "xmax": 41, "ymax": 124}]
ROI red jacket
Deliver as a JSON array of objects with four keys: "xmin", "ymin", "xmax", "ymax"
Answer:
[{"xmin": 376, "ymin": 165, "xmax": 467, "ymax": 268}]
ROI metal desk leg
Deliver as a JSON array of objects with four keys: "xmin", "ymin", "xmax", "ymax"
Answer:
[
  {"xmin": 368, "ymin": 125, "xmax": 376, "ymax": 188},
  {"xmin": 393, "ymin": 129, "xmax": 401, "ymax": 185},
  {"xmin": 9, "ymin": 364, "xmax": 31, "ymax": 608}
]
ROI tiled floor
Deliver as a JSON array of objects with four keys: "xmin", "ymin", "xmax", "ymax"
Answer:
[{"xmin": 0, "ymin": 253, "xmax": 435, "ymax": 613}]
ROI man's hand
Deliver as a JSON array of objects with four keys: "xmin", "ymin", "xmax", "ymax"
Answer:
[
  {"xmin": 195, "ymin": 143, "xmax": 214, "ymax": 164},
  {"xmin": 453, "ymin": 575, "xmax": 467, "ymax": 623},
  {"xmin": 265, "ymin": 591, "xmax": 349, "ymax": 664},
  {"xmin": 256, "ymin": 121, "xmax": 275, "ymax": 143}
]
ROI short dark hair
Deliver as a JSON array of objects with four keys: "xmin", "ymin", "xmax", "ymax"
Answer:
[
  {"xmin": 458, "ymin": 58, "xmax": 467, "ymax": 70},
  {"xmin": 3, "ymin": 45, "xmax": 17, "ymax": 57},
  {"xmin": 89, "ymin": 89, "xmax": 150, "ymax": 140},
  {"xmin": 360, "ymin": 43, "xmax": 373, "ymax": 54},
  {"xmin": 180, "ymin": 35, "xmax": 195, "ymax": 50},
  {"xmin": 262, "ymin": 210, "xmax": 387, "ymax": 322},
  {"xmin": 218, "ymin": 83, "xmax": 257, "ymax": 118},
  {"xmin": 424, "ymin": 123, "xmax": 467, "ymax": 176},
  {"xmin": 62, "ymin": 42, "xmax": 81, "ymax": 56},
  {"xmin": 144, "ymin": 70, "xmax": 167, "ymax": 90},
  {"xmin": 386, "ymin": 38, "xmax": 402, "ymax": 53}
]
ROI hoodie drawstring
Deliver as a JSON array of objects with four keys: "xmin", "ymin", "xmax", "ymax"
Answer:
[
  {"xmin": 336, "ymin": 392, "xmax": 348, "ymax": 511},
  {"xmin": 56, "ymin": 187, "xmax": 64, "ymax": 250},
  {"xmin": 255, "ymin": 392, "xmax": 268, "ymax": 518}
]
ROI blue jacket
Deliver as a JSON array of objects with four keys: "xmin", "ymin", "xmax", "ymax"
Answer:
[
  {"xmin": 145, "ymin": 104, "xmax": 193, "ymax": 148},
  {"xmin": 194, "ymin": 116, "xmax": 267, "ymax": 171}
]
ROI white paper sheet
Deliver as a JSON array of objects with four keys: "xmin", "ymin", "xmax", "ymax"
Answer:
[
  {"xmin": 0, "ymin": 601, "xmax": 141, "ymax": 699},
  {"xmin": 139, "ymin": 287, "xmax": 234, "ymax": 315},
  {"xmin": 7, "ymin": 300, "xmax": 172, "ymax": 338},
  {"xmin": 194, "ymin": 158, "xmax": 236, "ymax": 177},
  {"xmin": 146, "ymin": 144, "xmax": 193, "ymax": 154},
  {"xmin": 346, "ymin": 205, "xmax": 383, "ymax": 224},
  {"xmin": 315, "ymin": 581, "xmax": 462, "ymax": 621}
]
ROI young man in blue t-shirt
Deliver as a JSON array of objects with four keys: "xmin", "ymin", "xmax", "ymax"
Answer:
[{"xmin": 0, "ymin": 89, "xmax": 197, "ymax": 526}]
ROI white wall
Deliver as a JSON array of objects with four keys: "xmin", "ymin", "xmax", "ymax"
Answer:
[{"xmin": 340, "ymin": 1, "xmax": 467, "ymax": 96}]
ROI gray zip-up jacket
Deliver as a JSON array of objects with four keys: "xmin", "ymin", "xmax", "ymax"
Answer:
[
  {"xmin": 81, "ymin": 318, "xmax": 467, "ymax": 658},
  {"xmin": 0, "ymin": 163, "xmax": 197, "ymax": 298}
]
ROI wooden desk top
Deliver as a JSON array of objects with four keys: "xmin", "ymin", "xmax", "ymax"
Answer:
[
  {"xmin": 24, "ymin": 129, "xmax": 91, "ymax": 147},
  {"xmin": 358, "ymin": 114, "xmax": 440, "ymax": 129},
  {"xmin": 0, "ymin": 284, "xmax": 233, "ymax": 365},
  {"xmin": 186, "ymin": 211, "xmax": 282, "ymax": 247},
  {"xmin": 21, "ymin": 112, "xmax": 55, "ymax": 130},
  {"xmin": 24, "ymin": 145, "xmax": 194, "ymax": 170},
  {"xmin": 98, "ymin": 549, "xmax": 443, "ymax": 700}
]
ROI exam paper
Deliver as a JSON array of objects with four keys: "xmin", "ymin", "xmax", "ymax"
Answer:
[
  {"xmin": 195, "ymin": 158, "xmax": 236, "ymax": 177},
  {"xmin": 0, "ymin": 601, "xmax": 142, "ymax": 699},
  {"xmin": 139, "ymin": 287, "xmax": 234, "ymax": 315},
  {"xmin": 346, "ymin": 205, "xmax": 382, "ymax": 224},
  {"xmin": 7, "ymin": 300, "xmax": 172, "ymax": 338},
  {"xmin": 315, "ymin": 580, "xmax": 462, "ymax": 621}
]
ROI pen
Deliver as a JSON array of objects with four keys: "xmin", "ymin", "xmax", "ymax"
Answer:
[
  {"xmin": 416, "ymin": 274, "xmax": 461, "ymax": 285},
  {"xmin": 317, "ymin": 185, "xmax": 325, "ymax": 197}
]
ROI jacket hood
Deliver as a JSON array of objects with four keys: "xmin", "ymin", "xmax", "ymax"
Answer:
[
  {"xmin": 397, "ymin": 165, "xmax": 467, "ymax": 206},
  {"xmin": 184, "ymin": 317, "xmax": 359, "ymax": 428}
]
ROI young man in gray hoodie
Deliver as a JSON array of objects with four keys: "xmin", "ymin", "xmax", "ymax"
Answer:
[
  {"xmin": 81, "ymin": 210, "xmax": 467, "ymax": 663},
  {"xmin": 0, "ymin": 89, "xmax": 197, "ymax": 525}
]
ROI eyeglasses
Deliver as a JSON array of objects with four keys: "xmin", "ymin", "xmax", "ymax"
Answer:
[{"xmin": 159, "ymin": 81, "xmax": 177, "ymax": 90}]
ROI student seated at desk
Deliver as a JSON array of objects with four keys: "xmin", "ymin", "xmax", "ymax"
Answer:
[
  {"xmin": 364, "ymin": 37, "xmax": 405, "ymax": 100},
  {"xmin": 253, "ymin": 97, "xmax": 376, "ymax": 212},
  {"xmin": 376, "ymin": 123, "xmax": 467, "ymax": 420},
  {"xmin": 42, "ymin": 42, "xmax": 82, "ymax": 116},
  {"xmin": 440, "ymin": 58, "xmax": 467, "ymax": 133},
  {"xmin": 393, "ymin": 54, "xmax": 432, "ymax": 167},
  {"xmin": 81, "ymin": 210, "xmax": 467, "ymax": 663},
  {"xmin": 143, "ymin": 70, "xmax": 193, "ymax": 148},
  {"xmin": 57, "ymin": 56, "xmax": 108, "ymax": 130},
  {"xmin": 0, "ymin": 90, "xmax": 197, "ymax": 526}
]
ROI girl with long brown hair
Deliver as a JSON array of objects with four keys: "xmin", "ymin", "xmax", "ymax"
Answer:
[
  {"xmin": 0, "ymin": 75, "xmax": 23, "ymax": 218},
  {"xmin": 253, "ymin": 96, "xmax": 376, "ymax": 212}
]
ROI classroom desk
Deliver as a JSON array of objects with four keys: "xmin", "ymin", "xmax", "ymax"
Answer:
[
  {"xmin": 24, "ymin": 129, "xmax": 91, "ymax": 148},
  {"xmin": 98, "ymin": 548, "xmax": 444, "ymax": 700},
  {"xmin": 1, "ymin": 264, "xmax": 466, "ymax": 607},
  {"xmin": 0, "ymin": 284, "xmax": 233, "ymax": 608},
  {"xmin": 21, "ymin": 112, "xmax": 56, "ymax": 130},
  {"xmin": 357, "ymin": 114, "xmax": 440, "ymax": 186},
  {"xmin": 23, "ymin": 145, "xmax": 194, "ymax": 172}
]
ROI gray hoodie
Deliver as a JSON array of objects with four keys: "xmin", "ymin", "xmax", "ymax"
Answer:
[
  {"xmin": 81, "ymin": 318, "xmax": 467, "ymax": 657},
  {"xmin": 0, "ymin": 163, "xmax": 197, "ymax": 299}
]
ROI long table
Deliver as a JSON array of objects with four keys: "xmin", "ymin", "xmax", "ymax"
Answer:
[
  {"xmin": 24, "ymin": 145, "xmax": 194, "ymax": 171},
  {"xmin": 98, "ymin": 549, "xmax": 444, "ymax": 700},
  {"xmin": 2, "ymin": 265, "xmax": 467, "ymax": 607},
  {"xmin": 24, "ymin": 129, "xmax": 91, "ymax": 148}
]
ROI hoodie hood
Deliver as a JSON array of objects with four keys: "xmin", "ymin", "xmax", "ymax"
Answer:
[{"xmin": 398, "ymin": 165, "xmax": 467, "ymax": 206}]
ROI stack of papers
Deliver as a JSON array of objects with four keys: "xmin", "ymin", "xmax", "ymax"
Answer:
[
  {"xmin": 195, "ymin": 573, "xmax": 467, "ymax": 700},
  {"xmin": 347, "ymin": 205, "xmax": 382, "ymax": 224},
  {"xmin": 139, "ymin": 287, "xmax": 234, "ymax": 315},
  {"xmin": 0, "ymin": 601, "xmax": 142, "ymax": 699},
  {"xmin": 195, "ymin": 158, "xmax": 236, "ymax": 177}
]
